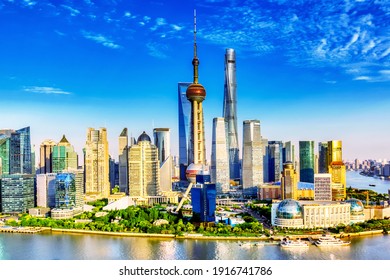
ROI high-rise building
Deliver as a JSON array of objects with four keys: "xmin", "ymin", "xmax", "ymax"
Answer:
[
  {"xmin": 36, "ymin": 173, "xmax": 57, "ymax": 208},
  {"xmin": 128, "ymin": 131, "xmax": 160, "ymax": 197},
  {"xmin": 328, "ymin": 140, "xmax": 346, "ymax": 201},
  {"xmin": 211, "ymin": 117, "xmax": 230, "ymax": 194},
  {"xmin": 0, "ymin": 135, "xmax": 10, "ymax": 175},
  {"xmin": 39, "ymin": 139, "xmax": 57, "ymax": 174},
  {"xmin": 223, "ymin": 48, "xmax": 240, "ymax": 180},
  {"xmin": 0, "ymin": 174, "xmax": 35, "ymax": 213},
  {"xmin": 242, "ymin": 120, "xmax": 263, "ymax": 196},
  {"xmin": 52, "ymin": 135, "xmax": 78, "ymax": 173},
  {"xmin": 191, "ymin": 174, "xmax": 216, "ymax": 222},
  {"xmin": 185, "ymin": 10, "xmax": 208, "ymax": 183},
  {"xmin": 314, "ymin": 174, "xmax": 332, "ymax": 201},
  {"xmin": 262, "ymin": 138, "xmax": 269, "ymax": 183},
  {"xmin": 55, "ymin": 173, "xmax": 84, "ymax": 210},
  {"xmin": 281, "ymin": 162, "xmax": 298, "ymax": 200},
  {"xmin": 299, "ymin": 141, "xmax": 315, "ymax": 183},
  {"xmin": 283, "ymin": 141, "xmax": 295, "ymax": 165},
  {"xmin": 9, "ymin": 127, "xmax": 32, "ymax": 174},
  {"xmin": 268, "ymin": 141, "xmax": 283, "ymax": 182},
  {"xmin": 178, "ymin": 82, "xmax": 192, "ymax": 181},
  {"xmin": 318, "ymin": 142, "xmax": 328, "ymax": 173},
  {"xmin": 109, "ymin": 157, "xmax": 119, "ymax": 191},
  {"xmin": 118, "ymin": 128, "xmax": 129, "ymax": 193},
  {"xmin": 154, "ymin": 128, "xmax": 172, "ymax": 192},
  {"xmin": 84, "ymin": 128, "xmax": 110, "ymax": 199}
]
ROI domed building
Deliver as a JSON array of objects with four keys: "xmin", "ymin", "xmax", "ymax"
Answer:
[
  {"xmin": 346, "ymin": 198, "xmax": 365, "ymax": 223},
  {"xmin": 272, "ymin": 199, "xmax": 304, "ymax": 228}
]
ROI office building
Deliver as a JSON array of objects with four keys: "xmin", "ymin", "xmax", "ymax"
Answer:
[
  {"xmin": 191, "ymin": 175, "xmax": 216, "ymax": 222},
  {"xmin": 328, "ymin": 140, "xmax": 346, "ymax": 200},
  {"xmin": 299, "ymin": 141, "xmax": 315, "ymax": 183},
  {"xmin": 178, "ymin": 82, "xmax": 192, "ymax": 181},
  {"xmin": 0, "ymin": 135, "xmax": 10, "ymax": 175},
  {"xmin": 283, "ymin": 141, "xmax": 295, "ymax": 165},
  {"xmin": 211, "ymin": 117, "xmax": 230, "ymax": 194},
  {"xmin": 262, "ymin": 138, "xmax": 269, "ymax": 183},
  {"xmin": 128, "ymin": 131, "xmax": 160, "ymax": 197},
  {"xmin": 281, "ymin": 162, "xmax": 298, "ymax": 200},
  {"xmin": 154, "ymin": 128, "xmax": 172, "ymax": 192},
  {"xmin": 223, "ymin": 48, "xmax": 240, "ymax": 180},
  {"xmin": 36, "ymin": 173, "xmax": 57, "ymax": 208},
  {"xmin": 39, "ymin": 139, "xmax": 56, "ymax": 174},
  {"xmin": 268, "ymin": 141, "xmax": 283, "ymax": 182},
  {"xmin": 84, "ymin": 128, "xmax": 110, "ymax": 199},
  {"xmin": 9, "ymin": 127, "xmax": 32, "ymax": 174},
  {"xmin": 318, "ymin": 142, "xmax": 328, "ymax": 173},
  {"xmin": 55, "ymin": 173, "xmax": 84, "ymax": 210},
  {"xmin": 0, "ymin": 174, "xmax": 35, "ymax": 213},
  {"xmin": 242, "ymin": 120, "xmax": 263, "ymax": 196},
  {"xmin": 118, "ymin": 128, "xmax": 129, "ymax": 193},
  {"xmin": 52, "ymin": 135, "xmax": 78, "ymax": 173},
  {"xmin": 314, "ymin": 173, "xmax": 332, "ymax": 201},
  {"xmin": 109, "ymin": 157, "xmax": 119, "ymax": 191}
]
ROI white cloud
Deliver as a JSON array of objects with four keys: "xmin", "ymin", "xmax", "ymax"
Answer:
[
  {"xmin": 61, "ymin": 5, "xmax": 80, "ymax": 16},
  {"xmin": 24, "ymin": 86, "xmax": 72, "ymax": 95},
  {"xmin": 146, "ymin": 42, "xmax": 168, "ymax": 59},
  {"xmin": 82, "ymin": 30, "xmax": 121, "ymax": 49}
]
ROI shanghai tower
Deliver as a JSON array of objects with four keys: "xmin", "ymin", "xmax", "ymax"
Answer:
[{"xmin": 223, "ymin": 48, "xmax": 240, "ymax": 180}]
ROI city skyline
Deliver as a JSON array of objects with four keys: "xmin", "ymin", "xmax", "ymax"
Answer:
[{"xmin": 1, "ymin": 0, "xmax": 389, "ymax": 162}]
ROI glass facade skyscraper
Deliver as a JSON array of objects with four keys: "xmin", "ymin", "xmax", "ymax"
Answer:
[
  {"xmin": 223, "ymin": 48, "xmax": 240, "ymax": 180},
  {"xmin": 178, "ymin": 82, "xmax": 192, "ymax": 181},
  {"xmin": 268, "ymin": 141, "xmax": 283, "ymax": 182},
  {"xmin": 318, "ymin": 142, "xmax": 328, "ymax": 173},
  {"xmin": 153, "ymin": 128, "xmax": 172, "ymax": 192},
  {"xmin": 52, "ymin": 135, "xmax": 78, "ymax": 173},
  {"xmin": 118, "ymin": 128, "xmax": 129, "ymax": 193},
  {"xmin": 0, "ymin": 174, "xmax": 35, "ymax": 213},
  {"xmin": 55, "ymin": 173, "xmax": 84, "ymax": 209},
  {"xmin": 299, "ymin": 141, "xmax": 315, "ymax": 183},
  {"xmin": 0, "ymin": 135, "xmax": 10, "ymax": 175},
  {"xmin": 9, "ymin": 127, "xmax": 32, "ymax": 175}
]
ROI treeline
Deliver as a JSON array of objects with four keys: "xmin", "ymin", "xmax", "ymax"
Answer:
[{"xmin": 5, "ymin": 205, "xmax": 268, "ymax": 237}]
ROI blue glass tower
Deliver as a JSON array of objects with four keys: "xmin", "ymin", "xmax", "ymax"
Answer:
[
  {"xmin": 191, "ymin": 175, "xmax": 216, "ymax": 222},
  {"xmin": 267, "ymin": 140, "xmax": 283, "ymax": 182},
  {"xmin": 10, "ymin": 126, "xmax": 32, "ymax": 174},
  {"xmin": 299, "ymin": 141, "xmax": 315, "ymax": 183},
  {"xmin": 178, "ymin": 82, "xmax": 192, "ymax": 181}
]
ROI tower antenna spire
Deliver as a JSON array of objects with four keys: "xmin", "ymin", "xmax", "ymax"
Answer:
[{"xmin": 192, "ymin": 9, "xmax": 199, "ymax": 84}]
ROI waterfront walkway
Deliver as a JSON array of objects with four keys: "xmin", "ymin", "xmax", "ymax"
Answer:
[{"xmin": 0, "ymin": 226, "xmax": 50, "ymax": 234}]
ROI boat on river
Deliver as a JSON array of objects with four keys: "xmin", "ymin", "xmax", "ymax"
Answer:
[
  {"xmin": 280, "ymin": 238, "xmax": 309, "ymax": 248},
  {"xmin": 314, "ymin": 234, "xmax": 350, "ymax": 247}
]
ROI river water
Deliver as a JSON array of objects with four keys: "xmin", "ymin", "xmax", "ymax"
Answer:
[{"xmin": 0, "ymin": 172, "xmax": 389, "ymax": 260}]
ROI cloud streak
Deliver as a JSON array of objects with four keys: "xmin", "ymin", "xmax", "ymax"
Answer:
[
  {"xmin": 81, "ymin": 30, "xmax": 121, "ymax": 49},
  {"xmin": 24, "ymin": 86, "xmax": 72, "ymax": 95}
]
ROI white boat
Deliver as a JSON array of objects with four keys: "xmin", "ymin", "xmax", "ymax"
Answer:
[
  {"xmin": 280, "ymin": 238, "xmax": 309, "ymax": 248},
  {"xmin": 314, "ymin": 234, "xmax": 350, "ymax": 247}
]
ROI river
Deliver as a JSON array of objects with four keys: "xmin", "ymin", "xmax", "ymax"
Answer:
[{"xmin": 347, "ymin": 170, "xmax": 390, "ymax": 194}]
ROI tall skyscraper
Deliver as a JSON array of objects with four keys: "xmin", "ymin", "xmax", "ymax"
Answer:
[
  {"xmin": 153, "ymin": 128, "xmax": 172, "ymax": 192},
  {"xmin": 299, "ymin": 141, "xmax": 315, "ymax": 183},
  {"xmin": 129, "ymin": 131, "xmax": 160, "ymax": 197},
  {"xmin": 268, "ymin": 141, "xmax": 283, "ymax": 182},
  {"xmin": 9, "ymin": 127, "xmax": 32, "ymax": 174},
  {"xmin": 314, "ymin": 173, "xmax": 332, "ymax": 201},
  {"xmin": 242, "ymin": 120, "xmax": 263, "ymax": 196},
  {"xmin": 84, "ymin": 128, "xmax": 110, "ymax": 199},
  {"xmin": 185, "ymin": 10, "xmax": 208, "ymax": 183},
  {"xmin": 178, "ymin": 82, "xmax": 192, "ymax": 180},
  {"xmin": 36, "ymin": 173, "xmax": 57, "ymax": 208},
  {"xmin": 52, "ymin": 135, "xmax": 78, "ymax": 173},
  {"xmin": 262, "ymin": 138, "xmax": 269, "ymax": 183},
  {"xmin": 0, "ymin": 135, "xmax": 10, "ymax": 175},
  {"xmin": 328, "ymin": 140, "xmax": 346, "ymax": 201},
  {"xmin": 281, "ymin": 162, "xmax": 298, "ymax": 200},
  {"xmin": 211, "ymin": 117, "xmax": 230, "ymax": 194},
  {"xmin": 191, "ymin": 175, "xmax": 216, "ymax": 222},
  {"xmin": 118, "ymin": 128, "xmax": 129, "ymax": 193},
  {"xmin": 283, "ymin": 141, "xmax": 295, "ymax": 165},
  {"xmin": 318, "ymin": 142, "xmax": 329, "ymax": 173},
  {"xmin": 223, "ymin": 48, "xmax": 240, "ymax": 180},
  {"xmin": 39, "ymin": 139, "xmax": 57, "ymax": 174}
]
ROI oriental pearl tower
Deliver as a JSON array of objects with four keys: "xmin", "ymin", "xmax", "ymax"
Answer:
[{"xmin": 185, "ymin": 9, "xmax": 208, "ymax": 183}]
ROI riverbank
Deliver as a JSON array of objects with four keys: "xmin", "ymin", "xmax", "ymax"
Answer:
[{"xmin": 47, "ymin": 227, "xmax": 386, "ymax": 241}]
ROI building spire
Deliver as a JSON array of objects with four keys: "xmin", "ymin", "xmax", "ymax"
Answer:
[{"xmin": 192, "ymin": 9, "xmax": 199, "ymax": 84}]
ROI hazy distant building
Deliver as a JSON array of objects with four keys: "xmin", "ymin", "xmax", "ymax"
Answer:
[
  {"xmin": 39, "ymin": 139, "xmax": 57, "ymax": 174},
  {"xmin": 36, "ymin": 173, "xmax": 57, "ymax": 208},
  {"xmin": 9, "ymin": 127, "xmax": 32, "ymax": 175},
  {"xmin": 0, "ymin": 174, "xmax": 35, "ymax": 213},
  {"xmin": 268, "ymin": 141, "xmax": 283, "ymax": 182},
  {"xmin": 223, "ymin": 48, "xmax": 240, "ymax": 180},
  {"xmin": 52, "ymin": 135, "xmax": 78, "ymax": 173},
  {"xmin": 178, "ymin": 82, "xmax": 192, "ymax": 181},
  {"xmin": 153, "ymin": 128, "xmax": 172, "ymax": 192},
  {"xmin": 314, "ymin": 173, "xmax": 332, "ymax": 201},
  {"xmin": 129, "ymin": 132, "xmax": 160, "ymax": 197},
  {"xmin": 84, "ymin": 128, "xmax": 110, "ymax": 199},
  {"xmin": 318, "ymin": 142, "xmax": 328, "ymax": 173},
  {"xmin": 118, "ymin": 128, "xmax": 129, "ymax": 194},
  {"xmin": 242, "ymin": 120, "xmax": 263, "ymax": 196},
  {"xmin": 211, "ymin": 118, "xmax": 230, "ymax": 194},
  {"xmin": 299, "ymin": 141, "xmax": 315, "ymax": 183},
  {"xmin": 281, "ymin": 162, "xmax": 298, "ymax": 200}
]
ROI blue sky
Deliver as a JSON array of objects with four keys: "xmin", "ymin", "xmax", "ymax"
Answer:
[{"xmin": 0, "ymin": 0, "xmax": 389, "ymax": 163}]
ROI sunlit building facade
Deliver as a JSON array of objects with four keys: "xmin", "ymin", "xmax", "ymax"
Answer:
[
  {"xmin": 55, "ymin": 173, "xmax": 84, "ymax": 210},
  {"xmin": 281, "ymin": 162, "xmax": 298, "ymax": 200},
  {"xmin": 328, "ymin": 140, "xmax": 346, "ymax": 201},
  {"xmin": 314, "ymin": 173, "xmax": 332, "ymax": 201},
  {"xmin": 299, "ymin": 141, "xmax": 315, "ymax": 183},
  {"xmin": 0, "ymin": 174, "xmax": 35, "ymax": 213},
  {"xmin": 52, "ymin": 135, "xmax": 78, "ymax": 173},
  {"xmin": 9, "ymin": 127, "xmax": 32, "ymax": 175},
  {"xmin": 0, "ymin": 135, "xmax": 10, "ymax": 175},
  {"xmin": 36, "ymin": 173, "xmax": 57, "ymax": 208},
  {"xmin": 178, "ymin": 82, "xmax": 192, "ymax": 181},
  {"xmin": 39, "ymin": 139, "xmax": 57, "ymax": 174},
  {"xmin": 153, "ymin": 128, "xmax": 172, "ymax": 192}
]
